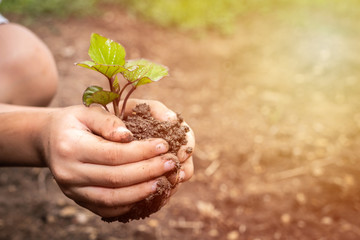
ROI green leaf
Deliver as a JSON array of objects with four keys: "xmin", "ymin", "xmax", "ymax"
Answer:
[
  {"xmin": 76, "ymin": 61, "xmax": 126, "ymax": 79},
  {"xmin": 82, "ymin": 86, "xmax": 119, "ymax": 107},
  {"xmin": 122, "ymin": 59, "xmax": 169, "ymax": 87},
  {"xmin": 135, "ymin": 77, "xmax": 153, "ymax": 87},
  {"xmin": 112, "ymin": 75, "xmax": 120, "ymax": 93},
  {"xmin": 122, "ymin": 65, "xmax": 147, "ymax": 83},
  {"xmin": 88, "ymin": 33, "xmax": 126, "ymax": 66}
]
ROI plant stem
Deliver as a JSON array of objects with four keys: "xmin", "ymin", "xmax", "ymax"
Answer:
[
  {"xmin": 118, "ymin": 82, "xmax": 132, "ymax": 102},
  {"xmin": 113, "ymin": 100, "xmax": 120, "ymax": 117},
  {"xmin": 120, "ymin": 86, "xmax": 136, "ymax": 120},
  {"xmin": 109, "ymin": 76, "xmax": 120, "ymax": 117}
]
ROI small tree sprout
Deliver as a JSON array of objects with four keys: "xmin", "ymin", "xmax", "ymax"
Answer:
[{"xmin": 75, "ymin": 33, "xmax": 168, "ymax": 119}]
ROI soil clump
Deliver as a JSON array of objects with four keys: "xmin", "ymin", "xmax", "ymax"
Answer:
[
  {"xmin": 125, "ymin": 103, "xmax": 189, "ymax": 154},
  {"xmin": 102, "ymin": 103, "xmax": 189, "ymax": 223}
]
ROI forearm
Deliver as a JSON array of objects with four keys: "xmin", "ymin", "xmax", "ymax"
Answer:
[{"xmin": 0, "ymin": 104, "xmax": 55, "ymax": 166}]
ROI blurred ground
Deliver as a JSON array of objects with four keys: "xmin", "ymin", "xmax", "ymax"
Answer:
[{"xmin": 1, "ymin": 3, "xmax": 360, "ymax": 240}]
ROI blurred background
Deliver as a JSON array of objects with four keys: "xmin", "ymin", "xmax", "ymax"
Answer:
[{"xmin": 1, "ymin": 0, "xmax": 360, "ymax": 239}]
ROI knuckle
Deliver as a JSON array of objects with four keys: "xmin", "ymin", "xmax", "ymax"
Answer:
[
  {"xmin": 56, "ymin": 140, "xmax": 73, "ymax": 158},
  {"xmin": 52, "ymin": 166, "xmax": 73, "ymax": 184},
  {"xmin": 105, "ymin": 171, "xmax": 126, "ymax": 186}
]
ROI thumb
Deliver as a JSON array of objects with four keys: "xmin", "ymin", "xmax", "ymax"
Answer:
[{"xmin": 79, "ymin": 105, "xmax": 133, "ymax": 143}]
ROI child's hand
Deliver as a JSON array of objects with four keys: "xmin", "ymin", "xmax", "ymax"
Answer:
[{"xmin": 41, "ymin": 105, "xmax": 179, "ymax": 218}]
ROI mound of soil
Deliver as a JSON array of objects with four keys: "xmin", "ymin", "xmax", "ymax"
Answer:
[
  {"xmin": 101, "ymin": 103, "xmax": 189, "ymax": 223},
  {"xmin": 125, "ymin": 103, "xmax": 190, "ymax": 154}
]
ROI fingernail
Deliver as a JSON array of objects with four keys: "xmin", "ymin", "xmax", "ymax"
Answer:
[
  {"xmin": 156, "ymin": 141, "xmax": 169, "ymax": 153},
  {"xmin": 179, "ymin": 170, "xmax": 185, "ymax": 182},
  {"xmin": 164, "ymin": 160, "xmax": 176, "ymax": 171},
  {"xmin": 116, "ymin": 127, "xmax": 133, "ymax": 142},
  {"xmin": 152, "ymin": 181, "xmax": 159, "ymax": 192},
  {"xmin": 166, "ymin": 171, "xmax": 179, "ymax": 186},
  {"xmin": 179, "ymin": 147, "xmax": 193, "ymax": 161},
  {"xmin": 116, "ymin": 126, "xmax": 132, "ymax": 135},
  {"xmin": 186, "ymin": 147, "xmax": 193, "ymax": 154}
]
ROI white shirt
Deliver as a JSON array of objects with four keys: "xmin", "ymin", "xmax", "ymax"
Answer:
[{"xmin": 0, "ymin": 0, "xmax": 9, "ymax": 24}]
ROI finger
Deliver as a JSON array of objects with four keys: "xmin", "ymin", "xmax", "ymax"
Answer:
[
  {"xmin": 77, "ymin": 131, "xmax": 169, "ymax": 165},
  {"xmin": 166, "ymin": 169, "xmax": 181, "ymax": 186},
  {"xmin": 177, "ymin": 122, "xmax": 195, "ymax": 162},
  {"xmin": 124, "ymin": 99, "xmax": 177, "ymax": 122},
  {"xmin": 78, "ymin": 105, "xmax": 133, "ymax": 143},
  {"xmin": 179, "ymin": 156, "xmax": 194, "ymax": 183},
  {"xmin": 64, "ymin": 179, "xmax": 159, "ymax": 209},
  {"xmin": 75, "ymin": 201, "xmax": 134, "ymax": 219},
  {"xmin": 76, "ymin": 154, "xmax": 179, "ymax": 188}
]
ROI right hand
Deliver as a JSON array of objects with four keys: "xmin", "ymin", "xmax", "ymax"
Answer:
[{"xmin": 40, "ymin": 105, "xmax": 179, "ymax": 218}]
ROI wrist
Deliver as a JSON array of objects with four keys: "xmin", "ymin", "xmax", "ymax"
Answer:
[
  {"xmin": 0, "ymin": 105, "xmax": 58, "ymax": 167},
  {"xmin": 32, "ymin": 108, "xmax": 58, "ymax": 167}
]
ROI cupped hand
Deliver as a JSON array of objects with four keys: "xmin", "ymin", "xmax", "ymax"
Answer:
[{"xmin": 41, "ymin": 105, "xmax": 179, "ymax": 218}]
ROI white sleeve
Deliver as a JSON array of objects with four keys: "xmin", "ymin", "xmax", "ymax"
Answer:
[{"xmin": 0, "ymin": 14, "xmax": 8, "ymax": 24}]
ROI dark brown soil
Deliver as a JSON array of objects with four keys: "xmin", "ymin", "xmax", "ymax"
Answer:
[
  {"xmin": 102, "ymin": 103, "xmax": 187, "ymax": 223},
  {"xmin": 124, "ymin": 103, "xmax": 189, "ymax": 155}
]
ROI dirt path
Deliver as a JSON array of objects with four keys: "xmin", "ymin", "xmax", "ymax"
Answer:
[{"xmin": 1, "ymin": 4, "xmax": 360, "ymax": 240}]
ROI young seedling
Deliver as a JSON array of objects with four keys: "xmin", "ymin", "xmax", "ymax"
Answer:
[
  {"xmin": 76, "ymin": 33, "xmax": 168, "ymax": 119},
  {"xmin": 75, "ymin": 33, "xmax": 190, "ymax": 223}
]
